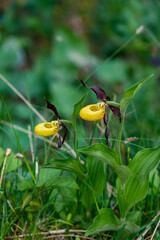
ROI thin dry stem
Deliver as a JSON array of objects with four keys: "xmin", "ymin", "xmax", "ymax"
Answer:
[
  {"xmin": 0, "ymin": 148, "xmax": 11, "ymax": 188},
  {"xmin": 4, "ymin": 229, "xmax": 87, "ymax": 239},
  {"xmin": 150, "ymin": 219, "xmax": 160, "ymax": 240},
  {"xmin": 137, "ymin": 211, "xmax": 160, "ymax": 240},
  {"xmin": 28, "ymin": 125, "xmax": 34, "ymax": 163},
  {"xmin": 0, "ymin": 73, "xmax": 46, "ymax": 122}
]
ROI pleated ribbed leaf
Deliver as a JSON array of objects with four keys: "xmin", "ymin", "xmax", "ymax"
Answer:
[
  {"xmin": 128, "ymin": 145, "xmax": 160, "ymax": 177},
  {"xmin": 86, "ymin": 208, "xmax": 121, "ymax": 236},
  {"xmin": 78, "ymin": 143, "xmax": 131, "ymax": 183},
  {"xmin": 42, "ymin": 158, "xmax": 84, "ymax": 178}
]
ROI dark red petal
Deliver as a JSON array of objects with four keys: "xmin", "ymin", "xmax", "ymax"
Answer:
[
  {"xmin": 79, "ymin": 79, "xmax": 110, "ymax": 102},
  {"xmin": 103, "ymin": 113, "xmax": 111, "ymax": 149},
  {"xmin": 61, "ymin": 122, "xmax": 67, "ymax": 144},
  {"xmin": 103, "ymin": 113, "xmax": 108, "ymax": 125},
  {"xmin": 58, "ymin": 134, "xmax": 61, "ymax": 148},
  {"xmin": 45, "ymin": 98, "xmax": 60, "ymax": 120},
  {"xmin": 105, "ymin": 127, "xmax": 111, "ymax": 149},
  {"xmin": 108, "ymin": 105, "xmax": 121, "ymax": 122}
]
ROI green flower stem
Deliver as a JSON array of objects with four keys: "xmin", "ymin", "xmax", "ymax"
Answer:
[
  {"xmin": 59, "ymin": 119, "xmax": 72, "ymax": 125},
  {"xmin": 121, "ymin": 183, "xmax": 126, "ymax": 219},
  {"xmin": 117, "ymin": 115, "xmax": 125, "ymax": 165},
  {"xmin": 106, "ymin": 101, "xmax": 120, "ymax": 108},
  {"xmin": 117, "ymin": 112, "xmax": 127, "ymax": 219}
]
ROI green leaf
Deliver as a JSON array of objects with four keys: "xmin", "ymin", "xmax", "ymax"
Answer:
[
  {"xmin": 120, "ymin": 74, "xmax": 153, "ymax": 113},
  {"xmin": 123, "ymin": 221, "xmax": 140, "ymax": 237},
  {"xmin": 0, "ymin": 148, "xmax": 4, "ymax": 168},
  {"xmin": 118, "ymin": 176, "xmax": 149, "ymax": 215},
  {"xmin": 115, "ymin": 165, "xmax": 131, "ymax": 184},
  {"xmin": 117, "ymin": 145, "xmax": 160, "ymax": 215},
  {"xmin": 26, "ymin": 200, "xmax": 42, "ymax": 212},
  {"xmin": 125, "ymin": 176, "xmax": 149, "ymax": 210},
  {"xmin": 126, "ymin": 211, "xmax": 141, "ymax": 226},
  {"xmin": 36, "ymin": 168, "xmax": 61, "ymax": 187},
  {"xmin": 78, "ymin": 143, "xmax": 131, "ymax": 183},
  {"xmin": 81, "ymin": 156, "xmax": 106, "ymax": 209},
  {"xmin": 87, "ymin": 156, "xmax": 105, "ymax": 195},
  {"xmin": 86, "ymin": 208, "xmax": 121, "ymax": 236},
  {"xmin": 79, "ymin": 143, "xmax": 119, "ymax": 166},
  {"xmin": 72, "ymin": 92, "xmax": 88, "ymax": 128},
  {"xmin": 128, "ymin": 145, "xmax": 160, "ymax": 178},
  {"xmin": 37, "ymin": 174, "xmax": 79, "ymax": 189},
  {"xmin": 42, "ymin": 158, "xmax": 84, "ymax": 178},
  {"xmin": 4, "ymin": 153, "xmax": 22, "ymax": 173},
  {"xmin": 18, "ymin": 179, "xmax": 35, "ymax": 191}
]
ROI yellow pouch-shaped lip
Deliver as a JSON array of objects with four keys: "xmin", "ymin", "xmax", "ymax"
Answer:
[
  {"xmin": 79, "ymin": 103, "xmax": 105, "ymax": 121},
  {"xmin": 34, "ymin": 121, "xmax": 59, "ymax": 137}
]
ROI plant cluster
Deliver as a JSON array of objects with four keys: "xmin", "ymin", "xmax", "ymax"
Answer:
[{"xmin": 0, "ymin": 75, "xmax": 159, "ymax": 239}]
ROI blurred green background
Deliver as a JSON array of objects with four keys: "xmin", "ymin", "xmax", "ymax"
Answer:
[{"xmin": 0, "ymin": 0, "xmax": 160, "ymax": 155}]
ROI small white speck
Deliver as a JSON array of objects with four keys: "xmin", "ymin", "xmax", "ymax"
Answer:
[{"xmin": 136, "ymin": 25, "xmax": 144, "ymax": 35}]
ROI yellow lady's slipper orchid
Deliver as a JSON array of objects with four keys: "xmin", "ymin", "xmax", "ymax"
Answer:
[
  {"xmin": 79, "ymin": 103, "xmax": 105, "ymax": 121},
  {"xmin": 79, "ymin": 79, "xmax": 121, "ymax": 149},
  {"xmin": 34, "ymin": 121, "xmax": 59, "ymax": 137}
]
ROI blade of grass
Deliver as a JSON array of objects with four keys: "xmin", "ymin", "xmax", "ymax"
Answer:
[{"xmin": 1, "ymin": 95, "xmax": 35, "ymax": 182}]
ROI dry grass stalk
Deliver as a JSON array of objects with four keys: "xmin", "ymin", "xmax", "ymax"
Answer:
[
  {"xmin": 137, "ymin": 211, "xmax": 160, "ymax": 240},
  {"xmin": 0, "ymin": 148, "xmax": 11, "ymax": 188}
]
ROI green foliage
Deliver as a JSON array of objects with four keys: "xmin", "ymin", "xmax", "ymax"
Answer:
[
  {"xmin": 128, "ymin": 145, "xmax": 160, "ymax": 177},
  {"xmin": 0, "ymin": 148, "xmax": 4, "ymax": 167},
  {"xmin": 87, "ymin": 156, "xmax": 105, "ymax": 196},
  {"xmin": 37, "ymin": 168, "xmax": 79, "ymax": 189},
  {"xmin": 79, "ymin": 143, "xmax": 131, "ymax": 183},
  {"xmin": 42, "ymin": 158, "xmax": 84, "ymax": 178},
  {"xmin": 86, "ymin": 208, "xmax": 121, "ymax": 236},
  {"xmin": 0, "ymin": 0, "xmax": 160, "ymax": 238},
  {"xmin": 0, "ymin": 149, "xmax": 22, "ymax": 174},
  {"xmin": 120, "ymin": 74, "xmax": 153, "ymax": 114},
  {"xmin": 72, "ymin": 92, "xmax": 88, "ymax": 128},
  {"xmin": 81, "ymin": 156, "xmax": 105, "ymax": 209},
  {"xmin": 18, "ymin": 179, "xmax": 34, "ymax": 191},
  {"xmin": 117, "ymin": 145, "xmax": 160, "ymax": 216}
]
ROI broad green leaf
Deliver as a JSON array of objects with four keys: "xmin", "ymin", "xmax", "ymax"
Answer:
[
  {"xmin": 37, "ymin": 175, "xmax": 79, "ymax": 189},
  {"xmin": 87, "ymin": 156, "xmax": 105, "ymax": 195},
  {"xmin": 126, "ymin": 211, "xmax": 141, "ymax": 226},
  {"xmin": 4, "ymin": 153, "xmax": 22, "ymax": 173},
  {"xmin": 42, "ymin": 158, "xmax": 84, "ymax": 178},
  {"xmin": 78, "ymin": 143, "xmax": 131, "ymax": 183},
  {"xmin": 72, "ymin": 92, "xmax": 88, "ymax": 128},
  {"xmin": 123, "ymin": 221, "xmax": 139, "ymax": 236},
  {"xmin": 18, "ymin": 179, "xmax": 35, "ymax": 191},
  {"xmin": 125, "ymin": 175, "xmax": 149, "ymax": 213},
  {"xmin": 120, "ymin": 74, "xmax": 153, "ymax": 113},
  {"xmin": 81, "ymin": 184, "xmax": 95, "ymax": 209},
  {"xmin": 117, "ymin": 176, "xmax": 149, "ymax": 215},
  {"xmin": 81, "ymin": 156, "xmax": 106, "ymax": 209},
  {"xmin": 128, "ymin": 145, "xmax": 160, "ymax": 178},
  {"xmin": 115, "ymin": 165, "xmax": 131, "ymax": 184},
  {"xmin": 86, "ymin": 208, "xmax": 121, "ymax": 236},
  {"xmin": 36, "ymin": 168, "xmax": 61, "ymax": 187},
  {"xmin": 0, "ymin": 148, "xmax": 4, "ymax": 168},
  {"xmin": 149, "ymin": 169, "xmax": 160, "ymax": 191},
  {"xmin": 26, "ymin": 200, "xmax": 42, "ymax": 212},
  {"xmin": 117, "ymin": 145, "xmax": 160, "ymax": 215},
  {"xmin": 37, "ymin": 169, "xmax": 78, "ymax": 190}
]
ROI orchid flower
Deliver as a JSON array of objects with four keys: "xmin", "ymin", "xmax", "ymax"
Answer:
[
  {"xmin": 34, "ymin": 99, "xmax": 67, "ymax": 148},
  {"xmin": 79, "ymin": 80, "xmax": 121, "ymax": 149}
]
